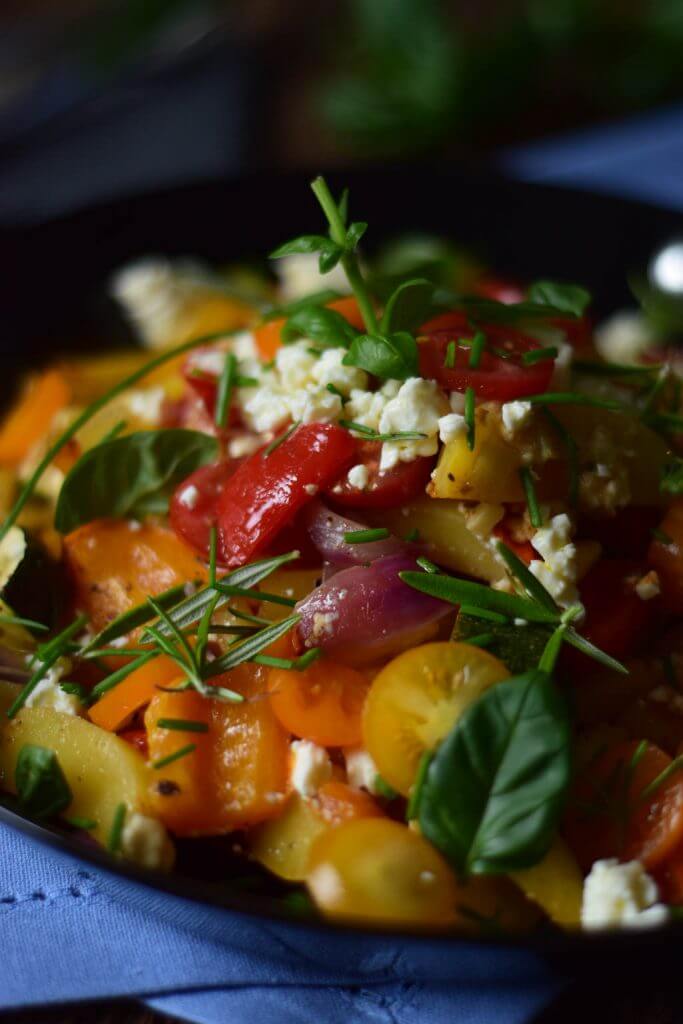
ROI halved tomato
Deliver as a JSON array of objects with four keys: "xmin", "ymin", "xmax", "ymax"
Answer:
[
  {"xmin": 362, "ymin": 642, "xmax": 509, "ymax": 795},
  {"xmin": 268, "ymin": 658, "xmax": 370, "ymax": 746},
  {"xmin": 418, "ymin": 311, "xmax": 554, "ymax": 401},
  {"xmin": 325, "ymin": 439, "xmax": 434, "ymax": 510},
  {"xmin": 169, "ymin": 460, "xmax": 239, "ymax": 559}
]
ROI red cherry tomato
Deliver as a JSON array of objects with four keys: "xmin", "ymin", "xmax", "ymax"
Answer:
[
  {"xmin": 325, "ymin": 440, "xmax": 434, "ymax": 510},
  {"xmin": 216, "ymin": 423, "xmax": 356, "ymax": 568},
  {"xmin": 170, "ymin": 461, "xmax": 239, "ymax": 559},
  {"xmin": 182, "ymin": 349, "xmax": 241, "ymax": 425},
  {"xmin": 418, "ymin": 312, "xmax": 554, "ymax": 401},
  {"xmin": 571, "ymin": 559, "xmax": 656, "ymax": 662},
  {"xmin": 472, "ymin": 276, "xmax": 525, "ymax": 305}
]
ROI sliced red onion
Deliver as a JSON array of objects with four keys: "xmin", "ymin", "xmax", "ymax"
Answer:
[
  {"xmin": 295, "ymin": 553, "xmax": 453, "ymax": 666},
  {"xmin": 304, "ymin": 500, "xmax": 406, "ymax": 567}
]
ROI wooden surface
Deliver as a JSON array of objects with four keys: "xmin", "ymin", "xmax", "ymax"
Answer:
[{"xmin": 0, "ymin": 985, "xmax": 679, "ymax": 1024}]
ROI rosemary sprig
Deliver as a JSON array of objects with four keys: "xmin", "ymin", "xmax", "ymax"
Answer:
[
  {"xmin": 7, "ymin": 614, "xmax": 88, "ymax": 718},
  {"xmin": 215, "ymin": 352, "xmax": 237, "ymax": 429}
]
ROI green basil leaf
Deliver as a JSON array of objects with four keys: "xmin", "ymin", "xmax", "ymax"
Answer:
[
  {"xmin": 269, "ymin": 234, "xmax": 342, "ymax": 261},
  {"xmin": 55, "ymin": 429, "xmax": 219, "ymax": 533},
  {"xmin": 380, "ymin": 277, "xmax": 436, "ymax": 334},
  {"xmin": 318, "ymin": 247, "xmax": 343, "ymax": 274},
  {"xmin": 15, "ymin": 744, "xmax": 72, "ymax": 819},
  {"xmin": 661, "ymin": 457, "xmax": 683, "ymax": 495},
  {"xmin": 343, "ymin": 331, "xmax": 418, "ymax": 380},
  {"xmin": 345, "ymin": 220, "xmax": 367, "ymax": 251},
  {"xmin": 527, "ymin": 281, "xmax": 591, "ymax": 318},
  {"xmin": 452, "ymin": 614, "xmax": 550, "ymax": 675},
  {"xmin": 418, "ymin": 670, "xmax": 571, "ymax": 874},
  {"xmin": 281, "ymin": 306, "xmax": 359, "ymax": 349}
]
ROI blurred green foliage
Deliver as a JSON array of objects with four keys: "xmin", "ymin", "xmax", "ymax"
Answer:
[{"xmin": 320, "ymin": 0, "xmax": 683, "ymax": 155}]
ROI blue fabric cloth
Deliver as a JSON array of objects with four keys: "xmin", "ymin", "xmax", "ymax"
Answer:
[
  {"xmin": 0, "ymin": 823, "xmax": 564, "ymax": 1022},
  {"xmin": 500, "ymin": 101, "xmax": 683, "ymax": 212}
]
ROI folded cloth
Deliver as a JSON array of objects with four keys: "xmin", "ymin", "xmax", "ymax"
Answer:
[
  {"xmin": 501, "ymin": 101, "xmax": 683, "ymax": 211},
  {"xmin": 0, "ymin": 823, "xmax": 564, "ymax": 1024}
]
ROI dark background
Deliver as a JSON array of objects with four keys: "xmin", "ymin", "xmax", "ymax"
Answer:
[{"xmin": 2, "ymin": 0, "xmax": 683, "ymax": 222}]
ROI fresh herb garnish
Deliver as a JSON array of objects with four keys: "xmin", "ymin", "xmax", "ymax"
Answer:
[
  {"xmin": 262, "ymin": 422, "xmax": 299, "ymax": 458},
  {"xmin": 527, "ymin": 280, "xmax": 591, "ymax": 318},
  {"xmin": 203, "ymin": 614, "xmax": 301, "ymax": 677},
  {"xmin": 464, "ymin": 386, "xmax": 475, "ymax": 450},
  {"xmin": 406, "ymin": 749, "xmax": 433, "ymax": 821},
  {"xmin": 525, "ymin": 392, "xmax": 623, "ymax": 411},
  {"xmin": 7, "ymin": 614, "xmax": 88, "ymax": 718},
  {"xmin": 468, "ymin": 331, "xmax": 486, "ymax": 369},
  {"xmin": 107, "ymin": 802, "xmax": 127, "ymax": 854},
  {"xmin": 215, "ymin": 352, "xmax": 237, "ymax": 428},
  {"xmin": 343, "ymin": 527, "xmax": 391, "ymax": 544},
  {"xmin": 156, "ymin": 718, "xmax": 209, "ymax": 733},
  {"xmin": 541, "ymin": 407, "xmax": 579, "ymax": 505},
  {"xmin": 415, "ymin": 556, "xmax": 439, "ymax": 573},
  {"xmin": 338, "ymin": 419, "xmax": 427, "ymax": 442},
  {"xmin": 519, "ymin": 467, "xmax": 542, "ymax": 528},
  {"xmin": 152, "ymin": 743, "xmax": 197, "ymax": 770},
  {"xmin": 281, "ymin": 306, "xmax": 359, "ymax": 349},
  {"xmin": 522, "ymin": 346, "xmax": 558, "ymax": 366},
  {"xmin": 652, "ymin": 527, "xmax": 673, "ymax": 544},
  {"xmin": 660, "ymin": 457, "xmax": 683, "ymax": 495},
  {"xmin": 254, "ymin": 647, "xmax": 322, "ymax": 671},
  {"xmin": 15, "ymin": 744, "xmax": 72, "ymax": 819},
  {"xmin": 65, "ymin": 816, "xmax": 97, "ymax": 830},
  {"xmin": 417, "ymin": 670, "xmax": 571, "ymax": 874},
  {"xmin": 444, "ymin": 340, "xmax": 456, "ymax": 368},
  {"xmin": 0, "ymin": 613, "xmax": 48, "ymax": 633},
  {"xmin": 91, "ymin": 651, "xmax": 156, "ymax": 699},
  {"xmin": 55, "ymin": 429, "xmax": 219, "ymax": 533}
]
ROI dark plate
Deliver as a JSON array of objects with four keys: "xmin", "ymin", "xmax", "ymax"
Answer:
[{"xmin": 1, "ymin": 167, "xmax": 683, "ymax": 969}]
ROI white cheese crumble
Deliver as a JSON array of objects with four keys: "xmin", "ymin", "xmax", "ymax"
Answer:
[
  {"xmin": 529, "ymin": 513, "xmax": 581, "ymax": 609},
  {"xmin": 311, "ymin": 347, "xmax": 368, "ymax": 396},
  {"xmin": 177, "ymin": 484, "xmax": 199, "ymax": 510},
  {"xmin": 274, "ymin": 253, "xmax": 350, "ymax": 302},
  {"xmin": 0, "ymin": 526, "xmax": 26, "ymax": 591},
  {"xmin": 111, "ymin": 258, "xmax": 212, "ymax": 349},
  {"xmin": 501, "ymin": 400, "xmax": 533, "ymax": 439},
  {"xmin": 378, "ymin": 377, "xmax": 449, "ymax": 471},
  {"xmin": 438, "ymin": 412, "xmax": 466, "ymax": 444},
  {"xmin": 595, "ymin": 310, "xmax": 656, "ymax": 365},
  {"xmin": 347, "ymin": 463, "xmax": 370, "ymax": 490},
  {"xmin": 289, "ymin": 740, "xmax": 333, "ymax": 798},
  {"xmin": 344, "ymin": 747, "xmax": 380, "ymax": 794},
  {"xmin": 635, "ymin": 570, "xmax": 660, "ymax": 601},
  {"xmin": 581, "ymin": 858, "xmax": 670, "ymax": 930},
  {"xmin": 125, "ymin": 387, "xmax": 166, "ymax": 425},
  {"xmin": 227, "ymin": 434, "xmax": 262, "ymax": 459},
  {"xmin": 23, "ymin": 658, "xmax": 81, "ymax": 716},
  {"xmin": 120, "ymin": 811, "xmax": 174, "ymax": 871},
  {"xmin": 579, "ymin": 425, "xmax": 631, "ymax": 513}
]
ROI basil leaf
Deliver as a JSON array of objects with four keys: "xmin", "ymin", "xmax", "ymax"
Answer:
[
  {"xmin": 452, "ymin": 613, "xmax": 550, "ymax": 675},
  {"xmin": 343, "ymin": 330, "xmax": 418, "ymax": 380},
  {"xmin": 345, "ymin": 221, "xmax": 367, "ymax": 251},
  {"xmin": 270, "ymin": 234, "xmax": 342, "ymax": 261},
  {"xmin": 418, "ymin": 670, "xmax": 571, "ymax": 874},
  {"xmin": 55, "ymin": 429, "xmax": 219, "ymax": 533},
  {"xmin": 15, "ymin": 744, "xmax": 72, "ymax": 819},
  {"xmin": 527, "ymin": 281, "xmax": 591, "ymax": 318},
  {"xmin": 661, "ymin": 457, "xmax": 683, "ymax": 495},
  {"xmin": 281, "ymin": 306, "xmax": 359, "ymax": 349},
  {"xmin": 380, "ymin": 277, "xmax": 435, "ymax": 334}
]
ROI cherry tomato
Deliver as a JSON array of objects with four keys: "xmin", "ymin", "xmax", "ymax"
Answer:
[
  {"xmin": 418, "ymin": 311, "xmax": 554, "ymax": 401},
  {"xmin": 568, "ymin": 559, "xmax": 656, "ymax": 663},
  {"xmin": 325, "ymin": 440, "xmax": 434, "ymax": 510},
  {"xmin": 363, "ymin": 642, "xmax": 509, "ymax": 795},
  {"xmin": 119, "ymin": 728, "xmax": 148, "ymax": 757},
  {"xmin": 267, "ymin": 658, "xmax": 370, "ymax": 746},
  {"xmin": 182, "ymin": 348, "xmax": 241, "ymax": 424},
  {"xmin": 472, "ymin": 276, "xmax": 525, "ymax": 304},
  {"xmin": 216, "ymin": 423, "xmax": 356, "ymax": 568},
  {"xmin": 306, "ymin": 818, "xmax": 460, "ymax": 926},
  {"xmin": 564, "ymin": 740, "xmax": 683, "ymax": 871},
  {"xmin": 313, "ymin": 781, "xmax": 383, "ymax": 826},
  {"xmin": 649, "ymin": 500, "xmax": 683, "ymax": 614},
  {"xmin": 169, "ymin": 461, "xmax": 239, "ymax": 559},
  {"xmin": 492, "ymin": 520, "xmax": 535, "ymax": 565}
]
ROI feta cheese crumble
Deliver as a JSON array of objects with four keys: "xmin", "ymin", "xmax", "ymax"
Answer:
[
  {"xmin": 529, "ymin": 513, "xmax": 581, "ymax": 609},
  {"xmin": 177, "ymin": 484, "xmax": 199, "ymax": 510},
  {"xmin": 347, "ymin": 463, "xmax": 370, "ymax": 490},
  {"xmin": 344, "ymin": 747, "xmax": 380, "ymax": 794},
  {"xmin": 595, "ymin": 310, "xmax": 656, "ymax": 365},
  {"xmin": 111, "ymin": 258, "xmax": 214, "ymax": 349},
  {"xmin": 0, "ymin": 526, "xmax": 26, "ymax": 591},
  {"xmin": 581, "ymin": 858, "xmax": 670, "ymax": 930},
  {"xmin": 501, "ymin": 400, "xmax": 533, "ymax": 439},
  {"xmin": 120, "ymin": 812, "xmax": 174, "ymax": 871},
  {"xmin": 635, "ymin": 570, "xmax": 660, "ymax": 601},
  {"xmin": 378, "ymin": 377, "xmax": 449, "ymax": 471},
  {"xmin": 290, "ymin": 740, "xmax": 333, "ymax": 798},
  {"xmin": 24, "ymin": 658, "xmax": 81, "ymax": 716},
  {"xmin": 438, "ymin": 412, "xmax": 466, "ymax": 445}
]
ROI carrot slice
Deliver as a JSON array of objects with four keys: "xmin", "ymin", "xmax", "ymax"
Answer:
[
  {"xmin": 0, "ymin": 369, "xmax": 70, "ymax": 466},
  {"xmin": 88, "ymin": 655, "xmax": 181, "ymax": 732}
]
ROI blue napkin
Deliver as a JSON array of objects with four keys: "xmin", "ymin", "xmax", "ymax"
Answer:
[
  {"xmin": 501, "ymin": 101, "xmax": 683, "ymax": 212},
  {"xmin": 0, "ymin": 822, "xmax": 564, "ymax": 1022}
]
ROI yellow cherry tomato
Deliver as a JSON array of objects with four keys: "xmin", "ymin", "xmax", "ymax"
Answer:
[
  {"xmin": 306, "ymin": 818, "xmax": 459, "ymax": 927},
  {"xmin": 250, "ymin": 794, "xmax": 327, "ymax": 881},
  {"xmin": 508, "ymin": 837, "xmax": 583, "ymax": 929},
  {"xmin": 362, "ymin": 642, "xmax": 509, "ymax": 796}
]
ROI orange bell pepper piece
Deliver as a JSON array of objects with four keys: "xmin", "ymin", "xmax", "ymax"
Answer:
[
  {"xmin": 0, "ymin": 369, "xmax": 70, "ymax": 466},
  {"xmin": 145, "ymin": 664, "xmax": 290, "ymax": 836},
  {"xmin": 63, "ymin": 519, "xmax": 207, "ymax": 634},
  {"xmin": 88, "ymin": 655, "xmax": 181, "ymax": 733},
  {"xmin": 252, "ymin": 296, "xmax": 366, "ymax": 361}
]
